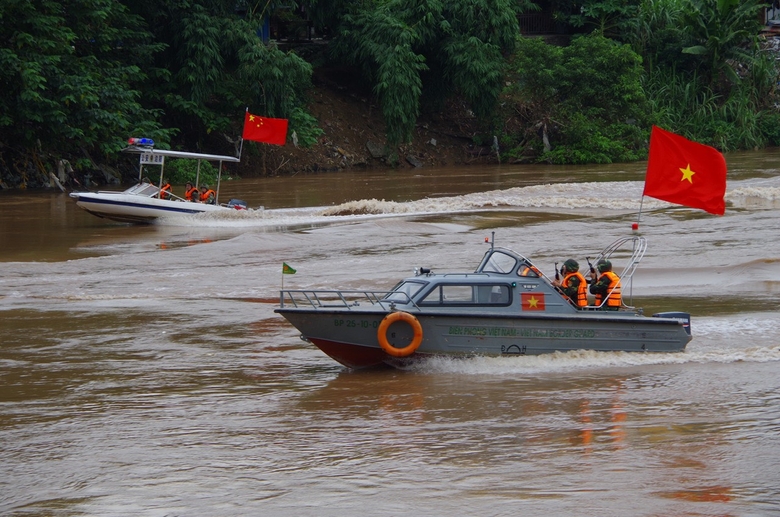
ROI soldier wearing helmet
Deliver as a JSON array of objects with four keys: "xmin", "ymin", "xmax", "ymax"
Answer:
[
  {"xmin": 552, "ymin": 258, "xmax": 588, "ymax": 308},
  {"xmin": 589, "ymin": 259, "xmax": 622, "ymax": 310},
  {"xmin": 199, "ymin": 184, "xmax": 216, "ymax": 204}
]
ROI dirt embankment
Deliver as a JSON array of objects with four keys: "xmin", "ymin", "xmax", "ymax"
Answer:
[{"xmin": 237, "ymin": 68, "xmax": 499, "ymax": 178}]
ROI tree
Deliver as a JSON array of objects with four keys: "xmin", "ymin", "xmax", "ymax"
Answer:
[
  {"xmin": 128, "ymin": 0, "xmax": 317, "ymax": 147},
  {"xmin": 0, "ymin": 0, "xmax": 321, "ymax": 186},
  {"xmin": 680, "ymin": 0, "xmax": 765, "ymax": 91},
  {"xmin": 325, "ymin": 0, "xmax": 526, "ymax": 148},
  {"xmin": 506, "ymin": 34, "xmax": 649, "ymax": 164},
  {"xmin": 560, "ymin": 0, "xmax": 642, "ymax": 40},
  {"xmin": 630, "ymin": 0, "xmax": 778, "ymax": 150},
  {"xmin": 0, "ymin": 0, "xmax": 168, "ymax": 181}
]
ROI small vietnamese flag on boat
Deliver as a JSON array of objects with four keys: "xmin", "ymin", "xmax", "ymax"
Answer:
[
  {"xmin": 643, "ymin": 125, "xmax": 727, "ymax": 215},
  {"xmin": 521, "ymin": 292, "xmax": 545, "ymax": 311},
  {"xmin": 282, "ymin": 262, "xmax": 296, "ymax": 275},
  {"xmin": 243, "ymin": 111, "xmax": 288, "ymax": 146}
]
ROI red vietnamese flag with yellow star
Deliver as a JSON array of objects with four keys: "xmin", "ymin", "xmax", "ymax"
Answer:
[
  {"xmin": 521, "ymin": 292, "xmax": 545, "ymax": 311},
  {"xmin": 643, "ymin": 125, "xmax": 727, "ymax": 215},
  {"xmin": 242, "ymin": 111, "xmax": 288, "ymax": 146}
]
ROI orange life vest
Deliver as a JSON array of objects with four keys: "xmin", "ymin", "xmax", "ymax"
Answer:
[
  {"xmin": 159, "ymin": 183, "xmax": 172, "ymax": 200},
  {"xmin": 200, "ymin": 189, "xmax": 216, "ymax": 203},
  {"xmin": 562, "ymin": 271, "xmax": 588, "ymax": 307},
  {"xmin": 595, "ymin": 271, "xmax": 622, "ymax": 308},
  {"xmin": 185, "ymin": 186, "xmax": 198, "ymax": 201}
]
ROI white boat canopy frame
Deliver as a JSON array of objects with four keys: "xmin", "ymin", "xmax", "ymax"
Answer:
[{"xmin": 122, "ymin": 145, "xmax": 241, "ymax": 205}]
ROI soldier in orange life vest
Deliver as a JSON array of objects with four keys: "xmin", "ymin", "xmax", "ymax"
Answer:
[
  {"xmin": 199, "ymin": 185, "xmax": 216, "ymax": 204},
  {"xmin": 589, "ymin": 259, "xmax": 622, "ymax": 310},
  {"xmin": 184, "ymin": 182, "xmax": 199, "ymax": 201},
  {"xmin": 552, "ymin": 259, "xmax": 588, "ymax": 308},
  {"xmin": 158, "ymin": 182, "xmax": 172, "ymax": 200}
]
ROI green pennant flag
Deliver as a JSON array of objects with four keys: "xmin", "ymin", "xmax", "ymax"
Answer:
[{"xmin": 282, "ymin": 262, "xmax": 296, "ymax": 275}]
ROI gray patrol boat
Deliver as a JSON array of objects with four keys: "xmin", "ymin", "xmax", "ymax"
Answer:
[{"xmin": 275, "ymin": 235, "xmax": 692, "ymax": 369}]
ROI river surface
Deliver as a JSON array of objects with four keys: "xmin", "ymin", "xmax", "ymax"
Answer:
[{"xmin": 1, "ymin": 152, "xmax": 780, "ymax": 516}]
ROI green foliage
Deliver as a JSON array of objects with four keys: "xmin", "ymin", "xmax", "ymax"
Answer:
[
  {"xmin": 542, "ymin": 114, "xmax": 647, "ymax": 164},
  {"xmin": 630, "ymin": 0, "xmax": 691, "ymax": 72},
  {"xmin": 630, "ymin": 0, "xmax": 766, "ymax": 91},
  {"xmin": 563, "ymin": 0, "xmax": 642, "ymax": 40},
  {"xmin": 757, "ymin": 111, "xmax": 780, "ymax": 147},
  {"xmin": 634, "ymin": 0, "xmax": 778, "ymax": 152},
  {"xmin": 162, "ymin": 158, "xmax": 219, "ymax": 185},
  {"xmin": 0, "ymin": 0, "xmax": 169, "ymax": 161},
  {"xmin": 288, "ymin": 106, "xmax": 324, "ymax": 147},
  {"xmin": 680, "ymin": 0, "xmax": 765, "ymax": 90},
  {"xmin": 135, "ymin": 0, "xmax": 316, "ymax": 136},
  {"xmin": 506, "ymin": 34, "xmax": 648, "ymax": 164},
  {"xmin": 328, "ymin": 0, "xmax": 522, "ymax": 146},
  {"xmin": 645, "ymin": 66, "xmax": 773, "ymax": 151},
  {"xmin": 2, "ymin": 0, "xmax": 779, "ymax": 184},
  {"xmin": 0, "ymin": 0, "xmax": 321, "ymax": 184}
]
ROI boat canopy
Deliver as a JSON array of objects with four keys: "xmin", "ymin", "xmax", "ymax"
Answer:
[
  {"xmin": 121, "ymin": 144, "xmax": 241, "ymax": 205},
  {"xmin": 122, "ymin": 147, "xmax": 241, "ymax": 163}
]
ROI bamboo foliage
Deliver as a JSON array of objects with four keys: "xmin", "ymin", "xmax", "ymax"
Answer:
[
  {"xmin": 0, "ymin": 0, "xmax": 167, "ymax": 161},
  {"xmin": 329, "ymin": 0, "xmax": 521, "ymax": 146}
]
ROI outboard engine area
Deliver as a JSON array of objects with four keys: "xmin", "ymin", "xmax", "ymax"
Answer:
[
  {"xmin": 226, "ymin": 199, "xmax": 248, "ymax": 210},
  {"xmin": 653, "ymin": 311, "xmax": 692, "ymax": 335}
]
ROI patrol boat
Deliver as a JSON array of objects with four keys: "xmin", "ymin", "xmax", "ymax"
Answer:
[
  {"xmin": 275, "ymin": 236, "xmax": 692, "ymax": 369},
  {"xmin": 70, "ymin": 139, "xmax": 248, "ymax": 224}
]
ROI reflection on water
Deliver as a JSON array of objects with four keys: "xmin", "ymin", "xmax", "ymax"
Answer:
[{"xmin": 1, "ymin": 156, "xmax": 780, "ymax": 515}]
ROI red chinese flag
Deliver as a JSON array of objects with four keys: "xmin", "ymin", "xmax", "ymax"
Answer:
[
  {"xmin": 643, "ymin": 125, "xmax": 727, "ymax": 215},
  {"xmin": 521, "ymin": 293, "xmax": 545, "ymax": 311},
  {"xmin": 242, "ymin": 112, "xmax": 288, "ymax": 146}
]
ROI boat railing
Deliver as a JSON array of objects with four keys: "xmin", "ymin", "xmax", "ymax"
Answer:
[
  {"xmin": 587, "ymin": 235, "xmax": 647, "ymax": 310},
  {"xmin": 279, "ymin": 289, "xmax": 418, "ymax": 310}
]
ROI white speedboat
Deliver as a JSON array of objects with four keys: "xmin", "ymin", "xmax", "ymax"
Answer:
[{"xmin": 70, "ymin": 144, "xmax": 246, "ymax": 224}]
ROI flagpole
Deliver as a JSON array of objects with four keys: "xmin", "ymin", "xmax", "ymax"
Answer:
[
  {"xmin": 238, "ymin": 107, "xmax": 248, "ymax": 160},
  {"xmin": 634, "ymin": 196, "xmax": 644, "ymax": 231}
]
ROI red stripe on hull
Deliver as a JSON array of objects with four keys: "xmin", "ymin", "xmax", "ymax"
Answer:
[{"xmin": 308, "ymin": 338, "xmax": 389, "ymax": 369}]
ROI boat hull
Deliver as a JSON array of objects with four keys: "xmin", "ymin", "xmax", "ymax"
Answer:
[
  {"xmin": 70, "ymin": 192, "xmax": 231, "ymax": 223},
  {"xmin": 276, "ymin": 309, "xmax": 692, "ymax": 369}
]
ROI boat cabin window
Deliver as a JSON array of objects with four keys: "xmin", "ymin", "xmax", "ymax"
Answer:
[
  {"xmin": 517, "ymin": 261, "xmax": 541, "ymax": 277},
  {"xmin": 419, "ymin": 284, "xmax": 511, "ymax": 306},
  {"xmin": 480, "ymin": 251, "xmax": 518, "ymax": 274},
  {"xmin": 385, "ymin": 280, "xmax": 426, "ymax": 303}
]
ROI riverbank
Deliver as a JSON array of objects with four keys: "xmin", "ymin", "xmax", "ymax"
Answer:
[{"xmin": 236, "ymin": 67, "xmax": 498, "ymax": 179}]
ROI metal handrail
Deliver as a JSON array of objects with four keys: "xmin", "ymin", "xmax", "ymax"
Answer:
[
  {"xmin": 587, "ymin": 236, "xmax": 647, "ymax": 310},
  {"xmin": 279, "ymin": 289, "xmax": 417, "ymax": 310}
]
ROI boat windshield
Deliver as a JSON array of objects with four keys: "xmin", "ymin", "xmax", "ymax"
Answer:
[
  {"xmin": 384, "ymin": 280, "xmax": 427, "ymax": 303},
  {"xmin": 480, "ymin": 250, "xmax": 518, "ymax": 274},
  {"xmin": 124, "ymin": 183, "xmax": 160, "ymax": 197}
]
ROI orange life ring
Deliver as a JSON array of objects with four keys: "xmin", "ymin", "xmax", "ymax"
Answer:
[{"xmin": 377, "ymin": 311, "xmax": 423, "ymax": 357}]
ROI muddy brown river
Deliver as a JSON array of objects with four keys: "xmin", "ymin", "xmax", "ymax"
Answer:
[{"xmin": 1, "ymin": 153, "xmax": 779, "ymax": 516}]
